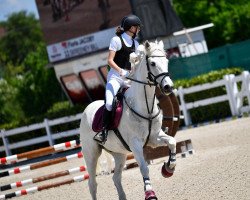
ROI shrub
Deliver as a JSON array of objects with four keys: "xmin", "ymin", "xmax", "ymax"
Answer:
[{"xmin": 175, "ymin": 68, "xmax": 244, "ymax": 125}]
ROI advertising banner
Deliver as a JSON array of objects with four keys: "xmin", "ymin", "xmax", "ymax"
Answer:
[{"xmin": 47, "ymin": 27, "xmax": 115, "ymax": 62}]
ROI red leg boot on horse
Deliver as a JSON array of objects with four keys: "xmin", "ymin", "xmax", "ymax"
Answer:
[{"xmin": 94, "ymin": 108, "xmax": 112, "ymax": 144}]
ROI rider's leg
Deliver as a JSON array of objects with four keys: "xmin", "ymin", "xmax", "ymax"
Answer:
[
  {"xmin": 95, "ymin": 78, "xmax": 121, "ymax": 144},
  {"xmin": 99, "ymin": 107, "xmax": 112, "ymax": 143}
]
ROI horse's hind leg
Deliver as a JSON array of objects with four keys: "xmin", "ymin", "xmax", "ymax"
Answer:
[
  {"xmin": 81, "ymin": 131, "xmax": 102, "ymax": 200},
  {"xmin": 110, "ymin": 152, "xmax": 127, "ymax": 200}
]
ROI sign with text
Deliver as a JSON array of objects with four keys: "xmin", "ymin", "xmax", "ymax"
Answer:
[{"xmin": 47, "ymin": 27, "xmax": 115, "ymax": 62}]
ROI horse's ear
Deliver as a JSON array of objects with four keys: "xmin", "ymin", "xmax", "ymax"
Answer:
[
  {"xmin": 145, "ymin": 40, "xmax": 150, "ymax": 50},
  {"xmin": 159, "ymin": 40, "xmax": 164, "ymax": 49}
]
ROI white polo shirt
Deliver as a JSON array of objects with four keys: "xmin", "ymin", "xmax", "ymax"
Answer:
[{"xmin": 109, "ymin": 32, "xmax": 139, "ymax": 52}]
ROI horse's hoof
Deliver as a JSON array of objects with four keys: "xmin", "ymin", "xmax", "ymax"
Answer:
[
  {"xmin": 145, "ymin": 190, "xmax": 158, "ymax": 200},
  {"xmin": 161, "ymin": 163, "xmax": 175, "ymax": 178}
]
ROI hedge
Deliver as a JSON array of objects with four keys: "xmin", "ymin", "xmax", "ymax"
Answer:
[{"xmin": 174, "ymin": 67, "xmax": 244, "ymax": 125}]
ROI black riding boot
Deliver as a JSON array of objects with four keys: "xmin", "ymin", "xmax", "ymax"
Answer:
[{"xmin": 94, "ymin": 108, "xmax": 112, "ymax": 144}]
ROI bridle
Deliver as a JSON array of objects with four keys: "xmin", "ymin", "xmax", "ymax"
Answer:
[
  {"xmin": 146, "ymin": 55, "xmax": 171, "ymax": 87},
  {"xmin": 127, "ymin": 53, "xmax": 170, "ymax": 86},
  {"xmin": 124, "ymin": 52, "xmax": 170, "ymax": 145}
]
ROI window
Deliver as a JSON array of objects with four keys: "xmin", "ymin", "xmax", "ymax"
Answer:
[
  {"xmin": 60, "ymin": 74, "xmax": 90, "ymax": 104},
  {"xmin": 79, "ymin": 69, "xmax": 105, "ymax": 101},
  {"xmin": 98, "ymin": 65, "xmax": 108, "ymax": 82}
]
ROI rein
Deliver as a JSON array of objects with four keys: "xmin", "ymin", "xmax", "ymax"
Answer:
[
  {"xmin": 124, "ymin": 87, "xmax": 161, "ymax": 122},
  {"xmin": 124, "ymin": 90, "xmax": 161, "ymax": 146},
  {"xmin": 124, "ymin": 54, "xmax": 167, "ymax": 146},
  {"xmin": 126, "ymin": 77, "xmax": 155, "ymax": 86}
]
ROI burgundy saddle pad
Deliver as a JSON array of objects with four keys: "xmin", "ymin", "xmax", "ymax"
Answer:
[{"xmin": 92, "ymin": 100, "xmax": 123, "ymax": 132}]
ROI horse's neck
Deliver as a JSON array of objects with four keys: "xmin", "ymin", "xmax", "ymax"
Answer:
[
  {"xmin": 125, "ymin": 57, "xmax": 158, "ymax": 116},
  {"xmin": 130, "ymin": 84, "xmax": 157, "ymax": 115}
]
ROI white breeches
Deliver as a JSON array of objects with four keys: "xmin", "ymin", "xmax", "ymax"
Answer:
[{"xmin": 105, "ymin": 69, "xmax": 128, "ymax": 111}]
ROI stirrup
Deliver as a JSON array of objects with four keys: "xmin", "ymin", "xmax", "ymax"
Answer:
[
  {"xmin": 93, "ymin": 130, "xmax": 108, "ymax": 145},
  {"xmin": 93, "ymin": 132, "xmax": 104, "ymax": 144}
]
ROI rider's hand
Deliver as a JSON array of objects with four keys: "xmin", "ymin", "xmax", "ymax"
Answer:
[{"xmin": 120, "ymin": 69, "xmax": 130, "ymax": 78}]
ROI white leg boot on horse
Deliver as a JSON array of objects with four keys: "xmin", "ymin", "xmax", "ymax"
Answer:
[
  {"xmin": 130, "ymin": 138, "xmax": 158, "ymax": 200},
  {"xmin": 155, "ymin": 129, "xmax": 177, "ymax": 177}
]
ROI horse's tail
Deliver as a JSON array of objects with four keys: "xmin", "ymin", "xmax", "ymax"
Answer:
[{"xmin": 96, "ymin": 150, "xmax": 114, "ymax": 175}]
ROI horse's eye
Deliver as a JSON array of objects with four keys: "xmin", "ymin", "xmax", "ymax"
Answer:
[{"xmin": 151, "ymin": 62, "xmax": 156, "ymax": 66}]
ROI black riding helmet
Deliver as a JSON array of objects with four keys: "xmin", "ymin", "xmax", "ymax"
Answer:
[{"xmin": 121, "ymin": 15, "xmax": 142, "ymax": 31}]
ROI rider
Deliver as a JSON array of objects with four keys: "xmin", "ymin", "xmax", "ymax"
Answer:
[{"xmin": 94, "ymin": 14, "xmax": 142, "ymax": 144}]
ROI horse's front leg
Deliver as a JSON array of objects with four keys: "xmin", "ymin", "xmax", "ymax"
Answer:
[
  {"xmin": 156, "ymin": 130, "xmax": 177, "ymax": 177},
  {"xmin": 130, "ymin": 138, "xmax": 158, "ymax": 200}
]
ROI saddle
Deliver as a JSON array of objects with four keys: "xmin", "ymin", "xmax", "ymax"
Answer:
[{"xmin": 92, "ymin": 89, "xmax": 126, "ymax": 132}]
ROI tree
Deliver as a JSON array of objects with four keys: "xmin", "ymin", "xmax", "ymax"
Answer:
[
  {"xmin": 173, "ymin": 0, "xmax": 250, "ymax": 48},
  {"xmin": 16, "ymin": 43, "xmax": 65, "ymax": 117},
  {"xmin": 0, "ymin": 11, "xmax": 43, "ymax": 67},
  {"xmin": 0, "ymin": 77, "xmax": 24, "ymax": 124},
  {"xmin": 0, "ymin": 11, "xmax": 66, "ymax": 124},
  {"xmin": 0, "ymin": 42, "xmax": 65, "ymax": 123}
]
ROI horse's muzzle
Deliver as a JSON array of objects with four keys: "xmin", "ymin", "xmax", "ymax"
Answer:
[{"xmin": 162, "ymin": 85, "xmax": 173, "ymax": 95}]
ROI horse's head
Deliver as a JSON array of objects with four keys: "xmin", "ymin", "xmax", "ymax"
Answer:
[{"xmin": 142, "ymin": 40, "xmax": 174, "ymax": 95}]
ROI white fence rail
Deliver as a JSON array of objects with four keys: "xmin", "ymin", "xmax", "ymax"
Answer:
[
  {"xmin": 177, "ymin": 71, "xmax": 250, "ymax": 125},
  {"xmin": 0, "ymin": 71, "xmax": 249, "ymax": 157},
  {"xmin": 0, "ymin": 114, "xmax": 82, "ymax": 156}
]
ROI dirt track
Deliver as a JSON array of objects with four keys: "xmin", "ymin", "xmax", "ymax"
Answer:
[{"xmin": 0, "ymin": 117, "xmax": 249, "ymax": 200}]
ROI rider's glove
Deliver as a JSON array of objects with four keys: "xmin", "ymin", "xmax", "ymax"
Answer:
[{"xmin": 120, "ymin": 69, "xmax": 130, "ymax": 78}]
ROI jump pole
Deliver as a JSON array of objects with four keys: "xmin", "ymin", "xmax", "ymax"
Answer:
[
  {"xmin": 0, "ymin": 165, "xmax": 87, "ymax": 191},
  {"xmin": 0, "ymin": 140, "xmax": 80, "ymax": 165},
  {"xmin": 0, "ymin": 152, "xmax": 83, "ymax": 178},
  {"xmin": 0, "ymin": 174, "xmax": 89, "ymax": 200}
]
